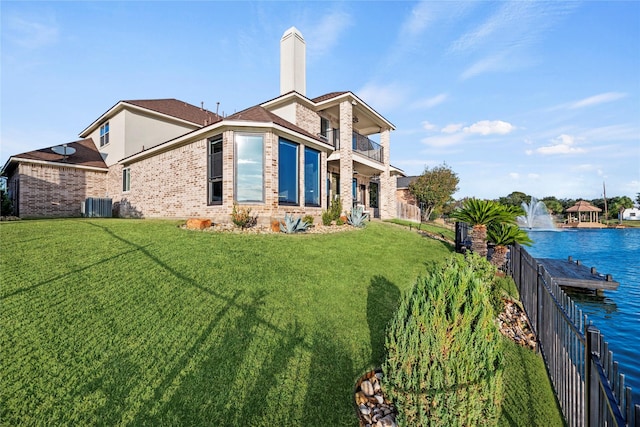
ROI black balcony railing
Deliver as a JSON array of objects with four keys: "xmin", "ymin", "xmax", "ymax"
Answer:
[
  {"xmin": 352, "ymin": 132, "xmax": 383, "ymax": 162},
  {"xmin": 320, "ymin": 129, "xmax": 383, "ymax": 163}
]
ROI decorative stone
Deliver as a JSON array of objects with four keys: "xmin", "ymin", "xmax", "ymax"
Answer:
[
  {"xmin": 376, "ymin": 414, "xmax": 397, "ymax": 427},
  {"xmin": 355, "ymin": 391, "xmax": 368, "ymax": 405},
  {"xmin": 185, "ymin": 218, "xmax": 211, "ymax": 230},
  {"xmin": 359, "ymin": 404, "xmax": 371, "ymax": 415},
  {"xmin": 374, "ymin": 394, "xmax": 384, "ymax": 404},
  {"xmin": 361, "ymin": 380, "xmax": 375, "ymax": 396}
]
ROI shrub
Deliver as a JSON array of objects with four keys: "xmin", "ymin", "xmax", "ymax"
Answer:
[
  {"xmin": 329, "ymin": 196, "xmax": 342, "ymax": 221},
  {"xmin": 335, "ymin": 217, "xmax": 344, "ymax": 226},
  {"xmin": 347, "ymin": 205, "xmax": 368, "ymax": 228},
  {"xmin": 383, "ymin": 254, "xmax": 504, "ymax": 427},
  {"xmin": 279, "ymin": 213, "xmax": 309, "ymax": 233},
  {"xmin": 302, "ymin": 214, "xmax": 314, "ymax": 225},
  {"xmin": 231, "ymin": 204, "xmax": 257, "ymax": 229},
  {"xmin": 321, "ymin": 210, "xmax": 333, "ymax": 226}
]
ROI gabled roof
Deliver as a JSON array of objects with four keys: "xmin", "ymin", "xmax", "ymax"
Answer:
[
  {"xmin": 311, "ymin": 92, "xmax": 349, "ymax": 103},
  {"xmin": 397, "ymin": 176, "xmax": 418, "ymax": 189},
  {"xmin": 124, "ymin": 99, "xmax": 220, "ymax": 126},
  {"xmin": 1, "ymin": 138, "xmax": 108, "ymax": 176},
  {"xmin": 226, "ymin": 105, "xmax": 325, "ymax": 143},
  {"xmin": 566, "ymin": 200, "xmax": 602, "ymax": 212},
  {"xmin": 79, "ymin": 98, "xmax": 221, "ymax": 137}
]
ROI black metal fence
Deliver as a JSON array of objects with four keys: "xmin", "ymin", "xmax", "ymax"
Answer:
[{"xmin": 510, "ymin": 243, "xmax": 639, "ymax": 427}]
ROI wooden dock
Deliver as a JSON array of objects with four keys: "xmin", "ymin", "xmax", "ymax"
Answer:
[{"xmin": 537, "ymin": 257, "xmax": 619, "ymax": 292}]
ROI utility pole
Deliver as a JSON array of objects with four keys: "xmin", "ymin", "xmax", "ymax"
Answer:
[{"xmin": 603, "ymin": 181, "xmax": 608, "ymax": 224}]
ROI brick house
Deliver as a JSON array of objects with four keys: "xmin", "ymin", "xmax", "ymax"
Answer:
[{"xmin": 2, "ymin": 27, "xmax": 403, "ymax": 223}]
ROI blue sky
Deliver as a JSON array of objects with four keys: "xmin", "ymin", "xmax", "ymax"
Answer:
[{"xmin": 2, "ymin": 1, "xmax": 639, "ymax": 201}]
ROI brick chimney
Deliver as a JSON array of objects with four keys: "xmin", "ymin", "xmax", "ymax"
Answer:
[{"xmin": 280, "ymin": 27, "xmax": 306, "ymax": 96}]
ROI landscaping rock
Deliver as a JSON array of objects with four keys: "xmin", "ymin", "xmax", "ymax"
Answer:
[
  {"xmin": 185, "ymin": 218, "xmax": 211, "ymax": 230},
  {"xmin": 354, "ymin": 370, "xmax": 397, "ymax": 427}
]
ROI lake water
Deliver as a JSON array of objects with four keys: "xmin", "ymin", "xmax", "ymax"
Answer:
[{"xmin": 524, "ymin": 228, "xmax": 640, "ymax": 407}]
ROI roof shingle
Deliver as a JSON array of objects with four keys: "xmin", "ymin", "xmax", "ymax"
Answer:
[
  {"xmin": 124, "ymin": 99, "xmax": 221, "ymax": 126},
  {"xmin": 8, "ymin": 139, "xmax": 107, "ymax": 169}
]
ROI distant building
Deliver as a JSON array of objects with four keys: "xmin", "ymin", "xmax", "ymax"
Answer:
[{"xmin": 620, "ymin": 207, "xmax": 640, "ymax": 221}]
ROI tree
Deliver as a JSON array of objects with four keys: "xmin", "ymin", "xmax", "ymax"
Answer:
[
  {"xmin": 541, "ymin": 196, "xmax": 563, "ymax": 215},
  {"xmin": 487, "ymin": 222, "xmax": 532, "ymax": 270},
  {"xmin": 497, "ymin": 191, "xmax": 530, "ymax": 208},
  {"xmin": 450, "ymin": 198, "xmax": 513, "ymax": 258},
  {"xmin": 408, "ymin": 163, "xmax": 459, "ymax": 222},
  {"xmin": 636, "ymin": 193, "xmax": 640, "ymax": 207}
]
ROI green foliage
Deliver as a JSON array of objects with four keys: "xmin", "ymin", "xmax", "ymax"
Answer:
[
  {"xmin": 328, "ymin": 196, "xmax": 343, "ymax": 221},
  {"xmin": 279, "ymin": 213, "xmax": 309, "ymax": 233},
  {"xmin": 231, "ymin": 204, "xmax": 257, "ymax": 228},
  {"xmin": 321, "ymin": 210, "xmax": 333, "ymax": 226},
  {"xmin": 1, "ymin": 189, "xmax": 13, "ymax": 216},
  {"xmin": 409, "ymin": 164, "xmax": 459, "ymax": 222},
  {"xmin": 347, "ymin": 205, "xmax": 368, "ymax": 228},
  {"xmin": 383, "ymin": 254, "xmax": 504, "ymax": 427},
  {"xmin": 335, "ymin": 217, "xmax": 344, "ymax": 226},
  {"xmin": 450, "ymin": 198, "xmax": 514, "ymax": 227},
  {"xmin": 302, "ymin": 214, "xmax": 314, "ymax": 225},
  {"xmin": 497, "ymin": 192, "xmax": 530, "ymax": 208},
  {"xmin": 487, "ymin": 222, "xmax": 532, "ymax": 247}
]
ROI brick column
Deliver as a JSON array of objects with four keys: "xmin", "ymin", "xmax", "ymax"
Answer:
[
  {"xmin": 339, "ymin": 100, "xmax": 353, "ymax": 213},
  {"xmin": 379, "ymin": 128, "xmax": 396, "ymax": 220}
]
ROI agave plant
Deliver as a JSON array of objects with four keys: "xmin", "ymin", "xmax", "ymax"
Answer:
[
  {"xmin": 487, "ymin": 222, "xmax": 533, "ymax": 269},
  {"xmin": 347, "ymin": 206, "xmax": 368, "ymax": 228},
  {"xmin": 279, "ymin": 213, "xmax": 309, "ymax": 233},
  {"xmin": 450, "ymin": 198, "xmax": 515, "ymax": 258}
]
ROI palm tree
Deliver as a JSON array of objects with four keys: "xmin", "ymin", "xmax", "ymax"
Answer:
[
  {"xmin": 487, "ymin": 222, "xmax": 532, "ymax": 270},
  {"xmin": 450, "ymin": 198, "xmax": 513, "ymax": 258}
]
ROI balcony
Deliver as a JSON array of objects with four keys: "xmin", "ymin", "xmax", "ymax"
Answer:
[{"xmin": 320, "ymin": 129, "xmax": 383, "ymax": 163}]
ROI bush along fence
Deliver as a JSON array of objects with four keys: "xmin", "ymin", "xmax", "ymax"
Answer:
[{"xmin": 509, "ymin": 244, "xmax": 639, "ymax": 427}]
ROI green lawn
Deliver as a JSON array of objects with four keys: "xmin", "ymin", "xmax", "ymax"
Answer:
[{"xmin": 0, "ymin": 219, "xmax": 562, "ymax": 426}]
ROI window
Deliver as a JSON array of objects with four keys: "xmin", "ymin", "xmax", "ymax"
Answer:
[
  {"xmin": 320, "ymin": 117, "xmax": 330, "ymax": 137},
  {"xmin": 122, "ymin": 168, "xmax": 130, "ymax": 192},
  {"xmin": 304, "ymin": 147, "xmax": 320, "ymax": 206},
  {"xmin": 235, "ymin": 133, "xmax": 264, "ymax": 203},
  {"xmin": 278, "ymin": 138, "xmax": 299, "ymax": 205},
  {"xmin": 100, "ymin": 122, "xmax": 110, "ymax": 147},
  {"xmin": 352, "ymin": 178, "xmax": 358, "ymax": 200},
  {"xmin": 208, "ymin": 136, "xmax": 223, "ymax": 204},
  {"xmin": 369, "ymin": 182, "xmax": 379, "ymax": 208}
]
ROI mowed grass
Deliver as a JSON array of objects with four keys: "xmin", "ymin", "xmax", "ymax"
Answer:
[
  {"xmin": 1, "ymin": 219, "xmax": 452, "ymax": 425},
  {"xmin": 1, "ymin": 219, "xmax": 564, "ymax": 426}
]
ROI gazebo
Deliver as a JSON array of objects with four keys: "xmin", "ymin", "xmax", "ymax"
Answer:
[{"xmin": 565, "ymin": 200, "xmax": 605, "ymax": 228}]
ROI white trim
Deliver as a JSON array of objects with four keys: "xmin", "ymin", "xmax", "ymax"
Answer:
[{"xmin": 3, "ymin": 157, "xmax": 108, "ymax": 173}]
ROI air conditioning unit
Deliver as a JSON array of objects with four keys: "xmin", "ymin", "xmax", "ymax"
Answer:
[{"xmin": 82, "ymin": 197, "xmax": 112, "ymax": 218}]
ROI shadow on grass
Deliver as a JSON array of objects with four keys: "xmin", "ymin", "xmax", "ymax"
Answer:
[
  {"xmin": 367, "ymin": 275, "xmax": 400, "ymax": 366},
  {"xmin": 77, "ymin": 221, "xmax": 363, "ymax": 425}
]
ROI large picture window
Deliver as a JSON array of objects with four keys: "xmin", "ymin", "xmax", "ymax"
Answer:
[
  {"xmin": 304, "ymin": 147, "xmax": 320, "ymax": 206},
  {"xmin": 235, "ymin": 133, "xmax": 264, "ymax": 203},
  {"xmin": 208, "ymin": 136, "xmax": 223, "ymax": 204},
  {"xmin": 100, "ymin": 122, "xmax": 110, "ymax": 147},
  {"xmin": 278, "ymin": 138, "xmax": 299, "ymax": 205}
]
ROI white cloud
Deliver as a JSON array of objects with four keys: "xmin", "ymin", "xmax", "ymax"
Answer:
[
  {"xmin": 402, "ymin": 1, "xmax": 433, "ymax": 36},
  {"xmin": 305, "ymin": 10, "xmax": 352, "ymax": 59},
  {"xmin": 569, "ymin": 92, "xmax": 627, "ymax": 109},
  {"xmin": 6, "ymin": 15, "xmax": 59, "ymax": 49},
  {"xmin": 357, "ymin": 82, "xmax": 408, "ymax": 111},
  {"xmin": 528, "ymin": 173, "xmax": 540, "ymax": 179},
  {"xmin": 525, "ymin": 149, "xmax": 533, "ymax": 156},
  {"xmin": 421, "ymin": 132, "xmax": 467, "ymax": 147},
  {"xmin": 509, "ymin": 172, "xmax": 520, "ymax": 179},
  {"xmin": 464, "ymin": 120, "xmax": 515, "ymax": 135},
  {"xmin": 422, "ymin": 121, "xmax": 437, "ymax": 131},
  {"xmin": 411, "ymin": 93, "xmax": 448, "ymax": 109},
  {"xmin": 441, "ymin": 123, "xmax": 463, "ymax": 134},
  {"xmin": 535, "ymin": 134, "xmax": 586, "ymax": 155}
]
